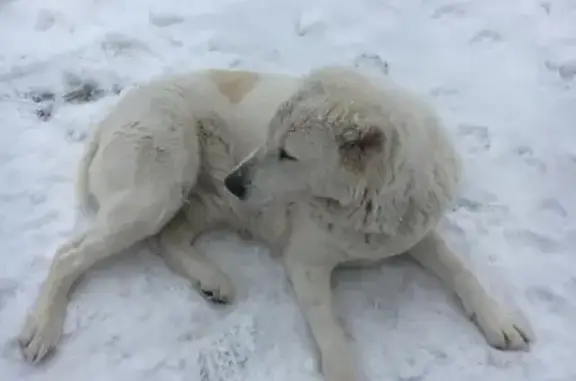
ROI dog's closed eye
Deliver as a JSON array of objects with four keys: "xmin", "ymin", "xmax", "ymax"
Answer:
[{"xmin": 278, "ymin": 148, "xmax": 297, "ymax": 161}]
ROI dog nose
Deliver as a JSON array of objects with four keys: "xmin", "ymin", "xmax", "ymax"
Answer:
[{"xmin": 224, "ymin": 172, "xmax": 247, "ymax": 200}]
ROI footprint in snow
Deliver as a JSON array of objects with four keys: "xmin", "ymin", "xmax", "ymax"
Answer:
[
  {"xmin": 504, "ymin": 228, "xmax": 561, "ymax": 254},
  {"xmin": 512, "ymin": 146, "xmax": 547, "ymax": 173},
  {"xmin": 353, "ymin": 53, "xmax": 389, "ymax": 76},
  {"xmin": 538, "ymin": 198, "xmax": 568, "ymax": 219},
  {"xmin": 457, "ymin": 124, "xmax": 491, "ymax": 153},
  {"xmin": 432, "ymin": 3, "xmax": 467, "ymax": 18},
  {"xmin": 470, "ymin": 29, "xmax": 502, "ymax": 44}
]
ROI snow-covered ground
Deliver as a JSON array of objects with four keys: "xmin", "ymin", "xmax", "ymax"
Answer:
[{"xmin": 1, "ymin": 0, "xmax": 575, "ymax": 380}]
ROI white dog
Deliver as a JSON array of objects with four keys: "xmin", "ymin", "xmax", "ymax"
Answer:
[{"xmin": 18, "ymin": 66, "xmax": 533, "ymax": 381}]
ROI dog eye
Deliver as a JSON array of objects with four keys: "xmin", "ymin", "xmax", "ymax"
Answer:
[{"xmin": 278, "ymin": 148, "xmax": 297, "ymax": 161}]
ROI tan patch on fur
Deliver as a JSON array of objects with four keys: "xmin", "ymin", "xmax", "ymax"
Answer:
[
  {"xmin": 338, "ymin": 126, "xmax": 384, "ymax": 172},
  {"xmin": 209, "ymin": 69, "xmax": 260, "ymax": 104}
]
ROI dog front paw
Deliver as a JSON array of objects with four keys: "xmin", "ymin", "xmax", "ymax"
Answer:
[
  {"xmin": 320, "ymin": 343, "xmax": 361, "ymax": 381},
  {"xmin": 195, "ymin": 271, "xmax": 235, "ymax": 304},
  {"xmin": 470, "ymin": 300, "xmax": 534, "ymax": 351},
  {"xmin": 322, "ymin": 355, "xmax": 359, "ymax": 381}
]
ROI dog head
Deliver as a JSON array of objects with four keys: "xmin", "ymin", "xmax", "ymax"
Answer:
[{"xmin": 224, "ymin": 68, "xmax": 396, "ymax": 207}]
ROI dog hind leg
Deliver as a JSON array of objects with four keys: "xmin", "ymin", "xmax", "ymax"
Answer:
[
  {"xmin": 18, "ymin": 191, "xmax": 181, "ymax": 363},
  {"xmin": 408, "ymin": 230, "xmax": 534, "ymax": 350}
]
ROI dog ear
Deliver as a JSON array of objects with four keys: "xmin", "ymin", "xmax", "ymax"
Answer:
[{"xmin": 338, "ymin": 126, "xmax": 384, "ymax": 172}]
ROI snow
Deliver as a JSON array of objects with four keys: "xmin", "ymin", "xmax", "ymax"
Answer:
[{"xmin": 1, "ymin": 0, "xmax": 575, "ymax": 380}]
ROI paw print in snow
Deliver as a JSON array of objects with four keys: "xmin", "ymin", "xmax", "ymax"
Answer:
[
  {"xmin": 430, "ymin": 85, "xmax": 459, "ymax": 98},
  {"xmin": 295, "ymin": 9, "xmax": 326, "ymax": 37},
  {"xmin": 0, "ymin": 278, "xmax": 18, "ymax": 312},
  {"xmin": 538, "ymin": 198, "xmax": 568, "ymax": 219},
  {"xmin": 26, "ymin": 89, "xmax": 56, "ymax": 122},
  {"xmin": 432, "ymin": 3, "xmax": 467, "ymax": 18},
  {"xmin": 100, "ymin": 32, "xmax": 150, "ymax": 57},
  {"xmin": 457, "ymin": 124, "xmax": 491, "ymax": 153},
  {"xmin": 512, "ymin": 146, "xmax": 547, "ymax": 173},
  {"xmin": 63, "ymin": 73, "xmax": 105, "ymax": 104},
  {"xmin": 470, "ymin": 29, "xmax": 502, "ymax": 44},
  {"xmin": 558, "ymin": 61, "xmax": 576, "ymax": 80},
  {"xmin": 526, "ymin": 286, "xmax": 567, "ymax": 314},
  {"xmin": 148, "ymin": 13, "xmax": 185, "ymax": 28},
  {"xmin": 455, "ymin": 195, "xmax": 508, "ymax": 215},
  {"xmin": 36, "ymin": 104, "xmax": 53, "ymax": 121},
  {"xmin": 504, "ymin": 228, "xmax": 560, "ymax": 254},
  {"xmin": 545, "ymin": 60, "xmax": 576, "ymax": 81},
  {"xmin": 353, "ymin": 53, "xmax": 389, "ymax": 76},
  {"xmin": 35, "ymin": 9, "xmax": 59, "ymax": 31}
]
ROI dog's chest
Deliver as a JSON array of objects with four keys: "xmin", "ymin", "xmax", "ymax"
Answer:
[
  {"xmin": 336, "ymin": 229, "xmax": 417, "ymax": 260},
  {"xmin": 244, "ymin": 204, "xmax": 295, "ymax": 250},
  {"xmin": 320, "ymin": 218, "xmax": 433, "ymax": 262}
]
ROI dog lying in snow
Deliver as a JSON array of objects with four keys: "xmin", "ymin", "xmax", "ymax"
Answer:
[{"xmin": 19, "ymin": 66, "xmax": 534, "ymax": 381}]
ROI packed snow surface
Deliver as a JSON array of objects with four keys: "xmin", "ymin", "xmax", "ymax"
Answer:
[{"xmin": 1, "ymin": 0, "xmax": 575, "ymax": 380}]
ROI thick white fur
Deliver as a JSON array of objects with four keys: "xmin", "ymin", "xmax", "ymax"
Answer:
[{"xmin": 18, "ymin": 67, "xmax": 533, "ymax": 381}]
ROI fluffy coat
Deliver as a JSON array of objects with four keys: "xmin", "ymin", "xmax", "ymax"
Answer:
[{"xmin": 18, "ymin": 67, "xmax": 533, "ymax": 381}]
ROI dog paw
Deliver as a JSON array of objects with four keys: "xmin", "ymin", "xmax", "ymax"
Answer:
[
  {"xmin": 318, "ymin": 338, "xmax": 361, "ymax": 381},
  {"xmin": 18, "ymin": 309, "xmax": 65, "ymax": 363},
  {"xmin": 321, "ymin": 351, "xmax": 359, "ymax": 381},
  {"xmin": 470, "ymin": 302, "xmax": 534, "ymax": 351},
  {"xmin": 196, "ymin": 272, "xmax": 235, "ymax": 304}
]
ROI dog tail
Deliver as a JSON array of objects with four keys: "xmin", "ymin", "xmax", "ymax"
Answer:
[{"xmin": 75, "ymin": 127, "xmax": 100, "ymax": 216}]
